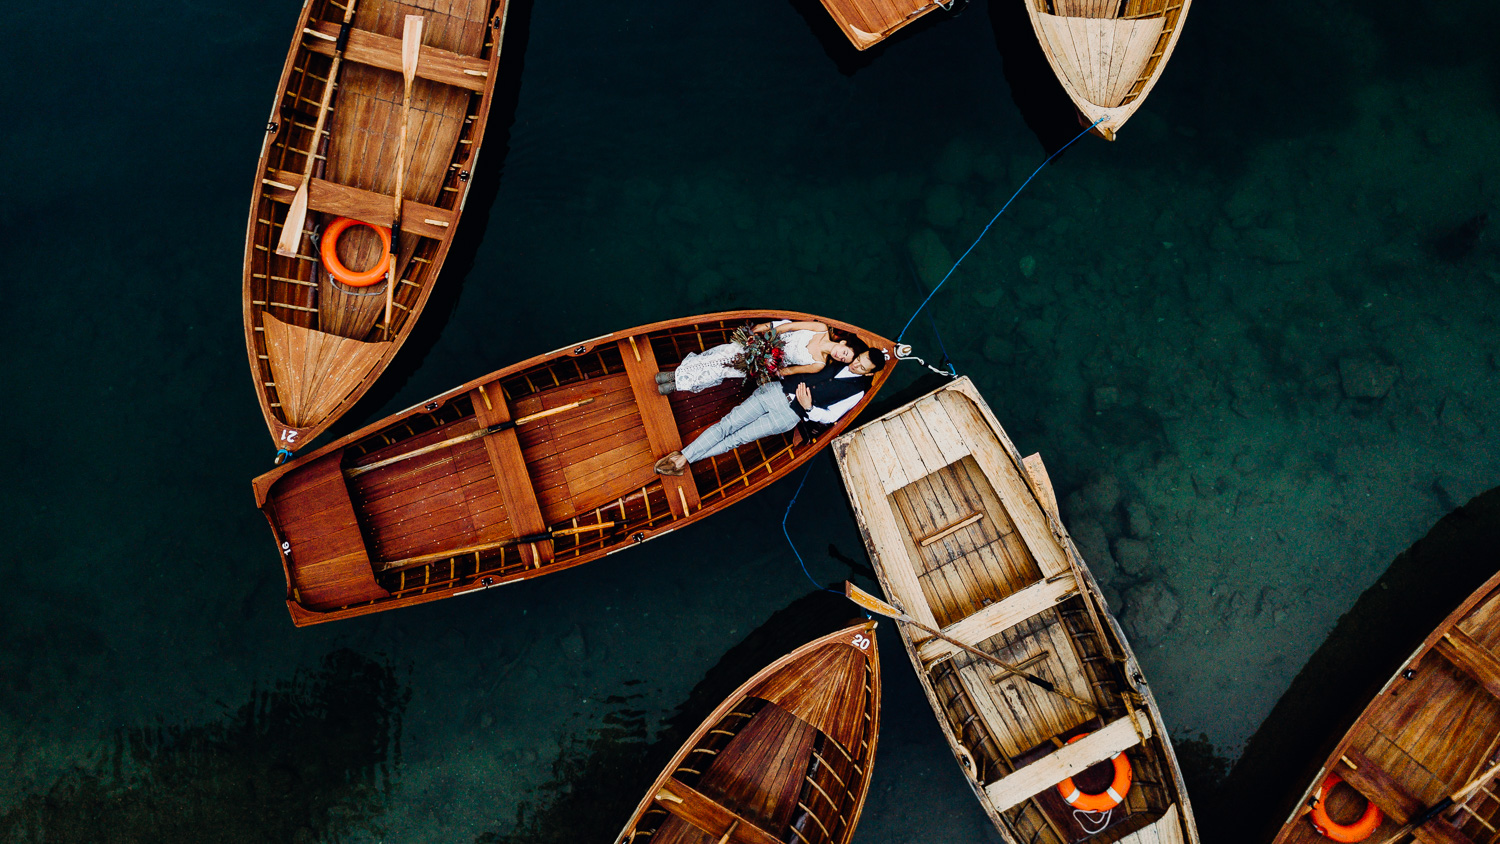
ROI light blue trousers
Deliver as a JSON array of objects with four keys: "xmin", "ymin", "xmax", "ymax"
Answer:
[{"xmin": 682, "ymin": 383, "xmax": 800, "ymax": 463}]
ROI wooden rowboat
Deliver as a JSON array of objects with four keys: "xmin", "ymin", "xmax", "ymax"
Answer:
[
  {"xmin": 831, "ymin": 377, "xmax": 1198, "ymax": 844},
  {"xmin": 613, "ymin": 622, "xmax": 881, "ymax": 844},
  {"xmin": 1269, "ymin": 569, "xmax": 1500, "ymax": 844},
  {"xmin": 1023, "ymin": 0, "xmax": 1191, "ymax": 140},
  {"xmin": 244, "ymin": 0, "xmax": 510, "ymax": 458},
  {"xmin": 812, "ymin": 0, "xmax": 952, "ymax": 51},
  {"xmin": 252, "ymin": 311, "xmax": 897, "ymax": 626}
]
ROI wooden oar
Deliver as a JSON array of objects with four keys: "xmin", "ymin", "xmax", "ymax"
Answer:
[
  {"xmin": 385, "ymin": 14, "xmax": 423, "ymax": 338},
  {"xmin": 275, "ymin": 0, "xmax": 361, "ymax": 257},
  {"xmin": 844, "ymin": 582, "xmax": 1098, "ymax": 713},
  {"xmin": 346, "ymin": 397, "xmax": 594, "ymax": 476},
  {"xmin": 377, "ymin": 522, "xmax": 616, "ymax": 572},
  {"xmin": 1371, "ymin": 757, "xmax": 1500, "ymax": 844}
]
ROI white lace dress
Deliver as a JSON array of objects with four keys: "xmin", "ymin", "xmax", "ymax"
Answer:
[{"xmin": 672, "ymin": 325, "xmax": 821, "ymax": 393}]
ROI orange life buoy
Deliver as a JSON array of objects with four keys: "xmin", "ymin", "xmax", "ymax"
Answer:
[
  {"xmin": 319, "ymin": 217, "xmax": 390, "ymax": 288},
  {"xmin": 1309, "ymin": 774, "xmax": 1383, "ymax": 843},
  {"xmin": 1055, "ymin": 734, "xmax": 1132, "ymax": 812}
]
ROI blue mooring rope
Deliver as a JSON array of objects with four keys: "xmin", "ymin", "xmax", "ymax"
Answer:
[
  {"xmin": 786, "ymin": 117, "xmax": 1105, "ymax": 588},
  {"xmin": 895, "ymin": 117, "xmax": 1105, "ymax": 346}
]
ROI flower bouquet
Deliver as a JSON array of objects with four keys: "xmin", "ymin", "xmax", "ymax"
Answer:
[{"xmin": 729, "ymin": 324, "xmax": 786, "ymax": 386}]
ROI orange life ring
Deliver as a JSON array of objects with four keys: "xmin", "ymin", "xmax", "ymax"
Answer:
[
  {"xmin": 1309, "ymin": 774, "xmax": 1383, "ymax": 843},
  {"xmin": 1055, "ymin": 734, "xmax": 1132, "ymax": 812},
  {"xmin": 319, "ymin": 217, "xmax": 390, "ymax": 288}
]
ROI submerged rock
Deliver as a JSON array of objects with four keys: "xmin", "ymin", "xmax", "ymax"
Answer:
[
  {"xmin": 908, "ymin": 229, "xmax": 954, "ymax": 287},
  {"xmin": 1125, "ymin": 501, "xmax": 1154, "ymax": 537},
  {"xmin": 1240, "ymin": 228, "xmax": 1302, "ymax": 263},
  {"xmin": 1338, "ymin": 357, "xmax": 1400, "ymax": 398},
  {"xmin": 925, "ymin": 184, "xmax": 964, "ymax": 229},
  {"xmin": 1122, "ymin": 581, "xmax": 1180, "ymax": 645},
  {"xmin": 1113, "ymin": 537, "xmax": 1151, "ymax": 576},
  {"xmin": 560, "ymin": 625, "xmax": 588, "ymax": 661},
  {"xmin": 1019, "ymin": 255, "xmax": 1037, "ymax": 278}
]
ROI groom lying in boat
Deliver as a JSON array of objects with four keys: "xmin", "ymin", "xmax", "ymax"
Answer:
[{"xmin": 654, "ymin": 344, "xmax": 886, "ymax": 476}]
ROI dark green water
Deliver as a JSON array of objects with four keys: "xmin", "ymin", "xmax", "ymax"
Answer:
[{"xmin": 1, "ymin": 0, "xmax": 1497, "ymax": 839}]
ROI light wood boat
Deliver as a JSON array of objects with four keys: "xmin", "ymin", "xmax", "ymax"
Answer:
[
  {"xmin": 252, "ymin": 311, "xmax": 898, "ymax": 626},
  {"xmin": 244, "ymin": 0, "xmax": 510, "ymax": 457},
  {"xmin": 1023, "ymin": 0, "xmax": 1191, "ymax": 140},
  {"xmin": 613, "ymin": 622, "xmax": 881, "ymax": 844},
  {"xmin": 813, "ymin": 0, "xmax": 952, "ymax": 50},
  {"xmin": 831, "ymin": 376, "xmax": 1198, "ymax": 844},
  {"xmin": 1269, "ymin": 569, "xmax": 1500, "ymax": 844}
]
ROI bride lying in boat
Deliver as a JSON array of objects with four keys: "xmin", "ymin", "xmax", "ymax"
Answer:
[{"xmin": 654, "ymin": 319, "xmax": 859, "ymax": 394}]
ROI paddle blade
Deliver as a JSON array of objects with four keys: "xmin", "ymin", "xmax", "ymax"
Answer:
[
  {"xmin": 275, "ymin": 182, "xmax": 311, "ymax": 256},
  {"xmin": 401, "ymin": 15, "xmax": 424, "ymax": 80},
  {"xmin": 844, "ymin": 581, "xmax": 904, "ymax": 621}
]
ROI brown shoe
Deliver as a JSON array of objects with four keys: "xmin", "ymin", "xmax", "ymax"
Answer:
[{"xmin": 654, "ymin": 452, "xmax": 686, "ymax": 476}]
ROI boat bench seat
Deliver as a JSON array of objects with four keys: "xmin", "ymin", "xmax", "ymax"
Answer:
[
  {"xmin": 1337, "ymin": 747, "xmax": 1473, "ymax": 844},
  {"xmin": 618, "ymin": 337, "xmax": 700, "ymax": 519},
  {"xmin": 983, "ymin": 714, "xmax": 1153, "ymax": 812},
  {"xmin": 263, "ymin": 169, "xmax": 455, "ymax": 240},
  {"xmin": 1435, "ymin": 629, "xmax": 1500, "ymax": 700},
  {"xmin": 655, "ymin": 777, "xmax": 783, "ymax": 844},
  {"xmin": 303, "ymin": 20, "xmax": 490, "ymax": 92},
  {"xmin": 917, "ymin": 575, "xmax": 1078, "ymax": 664},
  {"xmin": 471, "ymin": 383, "xmax": 553, "ymax": 568}
]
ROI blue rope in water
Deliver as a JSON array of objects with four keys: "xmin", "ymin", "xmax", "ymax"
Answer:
[
  {"xmin": 895, "ymin": 117, "xmax": 1104, "ymax": 345},
  {"xmin": 781, "ymin": 462, "xmax": 841, "ymax": 594}
]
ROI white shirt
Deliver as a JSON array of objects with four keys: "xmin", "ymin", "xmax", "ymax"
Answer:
[{"xmin": 787, "ymin": 366, "xmax": 866, "ymax": 425}]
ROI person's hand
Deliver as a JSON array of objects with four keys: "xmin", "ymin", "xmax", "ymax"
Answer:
[
  {"xmin": 752, "ymin": 322, "xmax": 769, "ymax": 333},
  {"xmin": 795, "ymin": 382, "xmax": 813, "ymax": 410}
]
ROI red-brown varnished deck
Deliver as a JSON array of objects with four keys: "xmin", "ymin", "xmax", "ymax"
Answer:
[
  {"xmin": 244, "ymin": 0, "xmax": 511, "ymax": 454},
  {"xmin": 253, "ymin": 311, "xmax": 898, "ymax": 626},
  {"xmin": 1271, "ymin": 570, "xmax": 1500, "ymax": 844},
  {"xmin": 614, "ymin": 623, "xmax": 881, "ymax": 844}
]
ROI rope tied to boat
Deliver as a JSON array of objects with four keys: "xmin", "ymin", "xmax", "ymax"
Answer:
[
  {"xmin": 894, "ymin": 116, "xmax": 1106, "ymax": 347},
  {"xmin": 895, "ymin": 344, "xmax": 957, "ymax": 377},
  {"xmin": 275, "ymin": 448, "xmax": 295, "ymax": 465}
]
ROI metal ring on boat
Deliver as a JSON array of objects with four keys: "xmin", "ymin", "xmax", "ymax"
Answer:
[
  {"xmin": 320, "ymin": 217, "xmax": 391, "ymax": 288},
  {"xmin": 1055, "ymin": 733, "xmax": 1132, "ymax": 813},
  {"xmin": 1309, "ymin": 773, "xmax": 1383, "ymax": 843}
]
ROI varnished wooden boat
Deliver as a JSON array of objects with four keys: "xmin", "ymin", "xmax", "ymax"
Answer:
[
  {"xmin": 614, "ymin": 622, "xmax": 881, "ymax": 844},
  {"xmin": 1270, "ymin": 569, "xmax": 1500, "ymax": 844},
  {"xmin": 244, "ymin": 0, "xmax": 510, "ymax": 457},
  {"xmin": 831, "ymin": 377, "xmax": 1198, "ymax": 844},
  {"xmin": 252, "ymin": 311, "xmax": 898, "ymax": 626},
  {"xmin": 813, "ymin": 0, "xmax": 951, "ymax": 50},
  {"xmin": 1023, "ymin": 0, "xmax": 1191, "ymax": 140}
]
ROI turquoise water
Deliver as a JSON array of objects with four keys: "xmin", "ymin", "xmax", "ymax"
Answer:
[{"xmin": 1, "ymin": 0, "xmax": 1498, "ymax": 839}]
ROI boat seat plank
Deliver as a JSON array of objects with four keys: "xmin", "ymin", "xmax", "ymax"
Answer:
[
  {"xmin": 1434, "ymin": 629, "xmax": 1500, "ymax": 700},
  {"xmin": 914, "ymin": 393, "xmax": 971, "ymax": 467},
  {"xmin": 1337, "ymin": 747, "xmax": 1473, "ymax": 844},
  {"xmin": 304, "ymin": 20, "xmax": 490, "ymax": 92},
  {"xmin": 653, "ymin": 778, "xmax": 784, "ymax": 844},
  {"xmin": 833, "ymin": 437, "xmax": 939, "ymax": 630},
  {"xmin": 471, "ymin": 384, "xmax": 552, "ymax": 568},
  {"xmin": 879, "ymin": 418, "xmax": 935, "ymax": 488},
  {"xmin": 899, "ymin": 409, "xmax": 951, "ymax": 475},
  {"xmin": 617, "ymin": 338, "xmax": 700, "ymax": 519},
  {"xmin": 858, "ymin": 422, "xmax": 910, "ymax": 494},
  {"xmin": 983, "ymin": 714, "xmax": 1154, "ymax": 812},
  {"xmin": 939, "ymin": 391, "xmax": 1071, "ymax": 579},
  {"xmin": 917, "ymin": 575, "xmax": 1081, "ymax": 663},
  {"xmin": 264, "ymin": 169, "xmax": 454, "ymax": 241},
  {"xmin": 1115, "ymin": 803, "xmax": 1183, "ymax": 844},
  {"xmin": 270, "ymin": 452, "xmax": 388, "ymax": 609}
]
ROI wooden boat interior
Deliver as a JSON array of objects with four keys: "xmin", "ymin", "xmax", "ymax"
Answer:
[
  {"xmin": 617, "ymin": 624, "xmax": 881, "ymax": 844},
  {"xmin": 834, "ymin": 378, "xmax": 1196, "ymax": 844},
  {"xmin": 256, "ymin": 315, "xmax": 895, "ymax": 625},
  {"xmin": 1025, "ymin": 0, "xmax": 1190, "ymax": 138},
  {"xmin": 812, "ymin": 0, "xmax": 951, "ymax": 50},
  {"xmin": 1274, "ymin": 574, "xmax": 1500, "ymax": 844},
  {"xmin": 245, "ymin": 0, "xmax": 507, "ymax": 449}
]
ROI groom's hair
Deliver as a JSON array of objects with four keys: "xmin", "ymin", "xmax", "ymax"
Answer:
[{"xmin": 862, "ymin": 347, "xmax": 887, "ymax": 372}]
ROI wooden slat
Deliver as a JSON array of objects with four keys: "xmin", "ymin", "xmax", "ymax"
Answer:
[
  {"xmin": 304, "ymin": 20, "xmax": 490, "ymax": 92},
  {"xmin": 471, "ymin": 384, "xmax": 552, "ymax": 567},
  {"xmin": 917, "ymin": 575, "xmax": 1080, "ymax": 663},
  {"xmin": 264, "ymin": 169, "xmax": 455, "ymax": 240},
  {"xmin": 1337, "ymin": 747, "xmax": 1473, "ymax": 844},
  {"xmin": 879, "ymin": 418, "xmax": 933, "ymax": 487},
  {"xmin": 858, "ymin": 422, "xmax": 910, "ymax": 494},
  {"xmin": 983, "ymin": 714, "xmax": 1153, "ymax": 812},
  {"xmin": 835, "ymin": 437, "xmax": 939, "ymax": 630},
  {"xmin": 271, "ymin": 452, "xmax": 388, "ymax": 609},
  {"xmin": 938, "ymin": 391, "xmax": 1071, "ymax": 578},
  {"xmin": 617, "ymin": 338, "xmax": 700, "ymax": 519},
  {"xmin": 914, "ymin": 394, "xmax": 970, "ymax": 467},
  {"xmin": 653, "ymin": 778, "xmax": 787, "ymax": 844},
  {"xmin": 917, "ymin": 511, "xmax": 985, "ymax": 548},
  {"xmin": 1435, "ymin": 630, "xmax": 1500, "ymax": 700}
]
